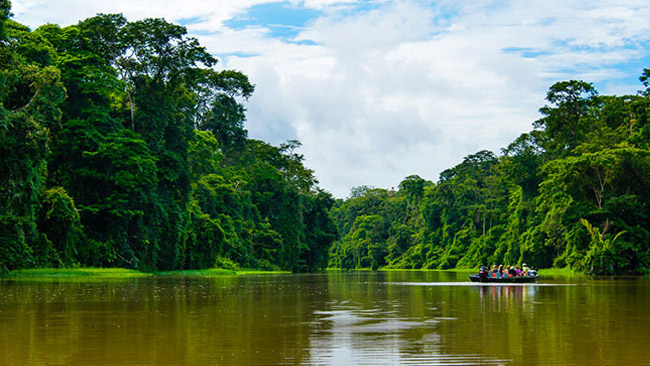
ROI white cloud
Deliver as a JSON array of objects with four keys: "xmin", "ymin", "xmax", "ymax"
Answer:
[
  {"xmin": 214, "ymin": 1, "xmax": 544, "ymax": 196},
  {"xmin": 12, "ymin": 0, "xmax": 273, "ymax": 29},
  {"xmin": 233, "ymin": 0, "xmax": 650, "ymax": 197},
  {"xmin": 10, "ymin": 0, "xmax": 650, "ymax": 197}
]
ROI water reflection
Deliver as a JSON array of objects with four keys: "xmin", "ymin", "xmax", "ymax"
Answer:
[
  {"xmin": 309, "ymin": 300, "xmax": 508, "ymax": 365},
  {"xmin": 0, "ymin": 277, "xmax": 315, "ymax": 365},
  {"xmin": 1, "ymin": 272, "xmax": 650, "ymax": 365},
  {"xmin": 476, "ymin": 284, "xmax": 537, "ymax": 312}
]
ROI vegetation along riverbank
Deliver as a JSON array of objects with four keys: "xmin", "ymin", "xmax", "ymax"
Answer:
[
  {"xmin": 3, "ymin": 268, "xmax": 290, "ymax": 279},
  {"xmin": 2, "ymin": 0, "xmax": 650, "ymax": 276},
  {"xmin": 327, "ymin": 78, "xmax": 650, "ymax": 275}
]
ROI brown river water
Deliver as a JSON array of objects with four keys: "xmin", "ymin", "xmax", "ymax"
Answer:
[{"xmin": 1, "ymin": 271, "xmax": 649, "ymax": 365}]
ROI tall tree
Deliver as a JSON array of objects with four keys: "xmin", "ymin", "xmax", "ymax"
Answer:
[{"xmin": 534, "ymin": 80, "xmax": 597, "ymax": 155}]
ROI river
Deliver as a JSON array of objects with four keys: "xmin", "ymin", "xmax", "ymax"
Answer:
[{"xmin": 1, "ymin": 271, "xmax": 649, "ymax": 365}]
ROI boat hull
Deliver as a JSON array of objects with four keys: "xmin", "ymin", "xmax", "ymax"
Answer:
[{"xmin": 469, "ymin": 274, "xmax": 539, "ymax": 283}]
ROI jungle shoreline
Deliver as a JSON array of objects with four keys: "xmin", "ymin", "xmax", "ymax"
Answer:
[
  {"xmin": 4, "ymin": 266, "xmax": 641, "ymax": 280},
  {"xmin": 2, "ymin": 267, "xmax": 291, "ymax": 279}
]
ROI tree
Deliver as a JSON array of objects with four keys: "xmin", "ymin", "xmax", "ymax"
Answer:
[
  {"xmin": 79, "ymin": 130, "xmax": 159, "ymax": 269},
  {"xmin": 501, "ymin": 131, "xmax": 545, "ymax": 198},
  {"xmin": 534, "ymin": 80, "xmax": 597, "ymax": 154},
  {"xmin": 1, "ymin": 10, "xmax": 339, "ymax": 274},
  {"xmin": 195, "ymin": 70, "xmax": 254, "ymax": 157},
  {"xmin": 579, "ymin": 218, "xmax": 626, "ymax": 275},
  {"xmin": 36, "ymin": 187, "xmax": 83, "ymax": 266},
  {"xmin": 0, "ymin": 0, "xmax": 11, "ymax": 41},
  {"xmin": 1, "ymin": 9, "xmax": 67, "ymax": 271}
]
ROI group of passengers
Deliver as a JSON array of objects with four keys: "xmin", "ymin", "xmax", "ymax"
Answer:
[{"xmin": 490, "ymin": 263, "xmax": 531, "ymax": 278}]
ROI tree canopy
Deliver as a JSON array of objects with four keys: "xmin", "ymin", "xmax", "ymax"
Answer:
[{"xmin": 0, "ymin": 3, "xmax": 336, "ymax": 273}]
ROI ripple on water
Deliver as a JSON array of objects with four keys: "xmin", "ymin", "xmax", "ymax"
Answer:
[{"xmin": 309, "ymin": 303, "xmax": 507, "ymax": 366}]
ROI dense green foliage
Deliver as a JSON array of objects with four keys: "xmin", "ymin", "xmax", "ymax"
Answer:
[
  {"xmin": 330, "ymin": 79, "xmax": 650, "ymax": 275},
  {"xmin": 0, "ymin": 3, "xmax": 336, "ymax": 273},
  {"xmin": 3, "ymin": 1, "xmax": 650, "ymax": 276}
]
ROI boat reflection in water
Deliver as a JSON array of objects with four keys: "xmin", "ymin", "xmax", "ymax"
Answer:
[{"xmin": 475, "ymin": 281, "xmax": 540, "ymax": 309}]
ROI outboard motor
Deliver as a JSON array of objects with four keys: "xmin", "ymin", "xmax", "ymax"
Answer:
[{"xmin": 478, "ymin": 266, "xmax": 489, "ymax": 281}]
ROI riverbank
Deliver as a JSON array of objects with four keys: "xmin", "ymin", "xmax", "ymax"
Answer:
[
  {"xmin": 3, "ymin": 267, "xmax": 291, "ymax": 279},
  {"xmin": 326, "ymin": 267, "xmax": 478, "ymax": 272},
  {"xmin": 537, "ymin": 267, "xmax": 584, "ymax": 277},
  {"xmin": 328, "ymin": 267, "xmax": 565, "ymax": 273},
  {"xmin": 4, "ymin": 266, "xmax": 587, "ymax": 280}
]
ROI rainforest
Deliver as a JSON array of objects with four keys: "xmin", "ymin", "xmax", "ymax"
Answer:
[
  {"xmin": 329, "ymin": 79, "xmax": 650, "ymax": 275},
  {"xmin": 2, "ymin": 1, "xmax": 650, "ymax": 275}
]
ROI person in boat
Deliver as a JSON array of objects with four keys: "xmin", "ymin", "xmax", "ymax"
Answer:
[
  {"xmin": 498, "ymin": 264, "xmax": 504, "ymax": 278},
  {"xmin": 522, "ymin": 263, "xmax": 530, "ymax": 275},
  {"xmin": 491, "ymin": 265, "xmax": 498, "ymax": 278},
  {"xmin": 508, "ymin": 265, "xmax": 517, "ymax": 277},
  {"xmin": 478, "ymin": 266, "xmax": 489, "ymax": 281},
  {"xmin": 516, "ymin": 266, "xmax": 522, "ymax": 277}
]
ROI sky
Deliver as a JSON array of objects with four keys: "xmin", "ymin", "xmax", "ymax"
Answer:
[{"xmin": 10, "ymin": 0, "xmax": 650, "ymax": 198}]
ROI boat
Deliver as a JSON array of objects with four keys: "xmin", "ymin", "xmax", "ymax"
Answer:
[
  {"xmin": 469, "ymin": 273, "xmax": 539, "ymax": 283},
  {"xmin": 469, "ymin": 266, "xmax": 539, "ymax": 283}
]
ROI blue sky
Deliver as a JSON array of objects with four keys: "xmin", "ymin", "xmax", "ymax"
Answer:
[
  {"xmin": 11, "ymin": 0, "xmax": 650, "ymax": 197},
  {"xmin": 224, "ymin": 3, "xmax": 319, "ymax": 40}
]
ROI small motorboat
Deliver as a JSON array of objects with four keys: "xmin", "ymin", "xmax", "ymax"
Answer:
[{"xmin": 469, "ymin": 266, "xmax": 539, "ymax": 283}]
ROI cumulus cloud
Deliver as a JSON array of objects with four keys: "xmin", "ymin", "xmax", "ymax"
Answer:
[
  {"xmin": 227, "ymin": 0, "xmax": 650, "ymax": 197},
  {"xmin": 11, "ymin": 0, "xmax": 650, "ymax": 197},
  {"xmin": 221, "ymin": 1, "xmax": 546, "ymax": 195}
]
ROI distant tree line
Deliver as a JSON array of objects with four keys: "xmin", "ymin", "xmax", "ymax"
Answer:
[
  {"xmin": 329, "ymin": 78, "xmax": 650, "ymax": 275},
  {"xmin": 0, "ymin": 1, "xmax": 337, "ymax": 273}
]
